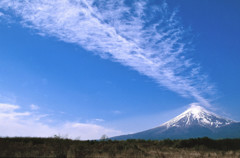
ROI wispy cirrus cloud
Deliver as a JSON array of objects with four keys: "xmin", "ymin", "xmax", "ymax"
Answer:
[
  {"xmin": 0, "ymin": 0, "xmax": 214, "ymax": 106},
  {"xmin": 0, "ymin": 103, "xmax": 122, "ymax": 139}
]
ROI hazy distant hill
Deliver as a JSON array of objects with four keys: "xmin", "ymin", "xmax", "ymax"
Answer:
[{"xmin": 112, "ymin": 105, "xmax": 240, "ymax": 140}]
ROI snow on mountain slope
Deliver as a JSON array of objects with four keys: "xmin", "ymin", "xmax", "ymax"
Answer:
[
  {"xmin": 111, "ymin": 103, "xmax": 240, "ymax": 140},
  {"xmin": 162, "ymin": 104, "xmax": 234, "ymax": 129}
]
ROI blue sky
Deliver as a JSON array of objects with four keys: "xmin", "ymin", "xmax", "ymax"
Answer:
[{"xmin": 0, "ymin": 0, "xmax": 239, "ymax": 139}]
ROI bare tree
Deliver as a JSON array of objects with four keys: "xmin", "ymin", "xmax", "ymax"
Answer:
[{"xmin": 100, "ymin": 134, "xmax": 108, "ymax": 140}]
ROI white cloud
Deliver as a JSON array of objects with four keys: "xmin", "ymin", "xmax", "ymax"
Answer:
[
  {"xmin": 94, "ymin": 118, "xmax": 104, "ymax": 122},
  {"xmin": 0, "ymin": 12, "xmax": 4, "ymax": 17},
  {"xmin": 0, "ymin": 103, "xmax": 30, "ymax": 120},
  {"xmin": 30, "ymin": 104, "xmax": 39, "ymax": 110},
  {"xmin": 0, "ymin": 0, "xmax": 213, "ymax": 107},
  {"xmin": 60, "ymin": 122, "xmax": 120, "ymax": 140},
  {"xmin": 0, "ymin": 103, "xmax": 19, "ymax": 112},
  {"xmin": 0, "ymin": 103, "xmax": 122, "ymax": 139}
]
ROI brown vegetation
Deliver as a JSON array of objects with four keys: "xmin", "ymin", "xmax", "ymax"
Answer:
[{"xmin": 0, "ymin": 137, "xmax": 239, "ymax": 158}]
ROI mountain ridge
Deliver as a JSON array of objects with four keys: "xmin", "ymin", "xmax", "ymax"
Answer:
[{"xmin": 111, "ymin": 104, "xmax": 240, "ymax": 140}]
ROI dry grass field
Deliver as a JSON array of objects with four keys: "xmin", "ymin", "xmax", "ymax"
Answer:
[{"xmin": 0, "ymin": 137, "xmax": 239, "ymax": 158}]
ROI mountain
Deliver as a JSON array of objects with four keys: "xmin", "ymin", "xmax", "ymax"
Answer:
[{"xmin": 111, "ymin": 105, "xmax": 240, "ymax": 140}]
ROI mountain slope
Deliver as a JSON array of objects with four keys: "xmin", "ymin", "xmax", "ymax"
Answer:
[{"xmin": 112, "ymin": 105, "xmax": 240, "ymax": 140}]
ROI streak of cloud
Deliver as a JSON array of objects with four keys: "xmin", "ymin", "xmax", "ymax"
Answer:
[{"xmin": 0, "ymin": 0, "xmax": 214, "ymax": 106}]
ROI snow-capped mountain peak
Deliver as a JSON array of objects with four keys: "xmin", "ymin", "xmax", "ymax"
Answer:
[
  {"xmin": 163, "ymin": 104, "xmax": 234, "ymax": 129},
  {"xmin": 111, "ymin": 104, "xmax": 240, "ymax": 140}
]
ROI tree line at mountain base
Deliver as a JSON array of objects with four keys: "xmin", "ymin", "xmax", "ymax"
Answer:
[{"xmin": 0, "ymin": 137, "xmax": 240, "ymax": 158}]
